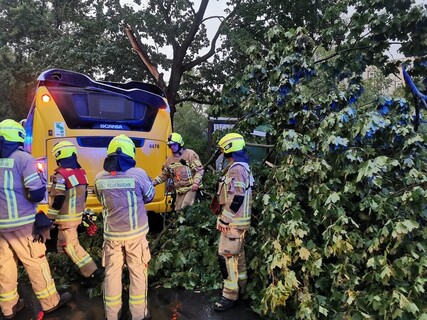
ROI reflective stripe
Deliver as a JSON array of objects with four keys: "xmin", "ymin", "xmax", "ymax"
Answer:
[
  {"xmin": 64, "ymin": 243, "xmax": 94, "ymax": 269},
  {"xmin": 104, "ymin": 293, "xmax": 121, "ymax": 306},
  {"xmin": 55, "ymin": 212, "xmax": 82, "ymax": 223},
  {"xmin": 238, "ymin": 271, "xmax": 248, "ymax": 280},
  {"xmin": 0, "ymin": 215, "xmax": 35, "ymax": 228},
  {"xmin": 129, "ymin": 293, "xmax": 147, "ymax": 305},
  {"xmin": 103, "ymin": 223, "xmax": 149, "ymax": 241},
  {"xmin": 24, "ymin": 172, "xmax": 39, "ymax": 186},
  {"xmin": 176, "ymin": 186, "xmax": 191, "ymax": 194},
  {"xmin": 229, "ymin": 217, "xmax": 251, "ymax": 227},
  {"xmin": 144, "ymin": 184, "xmax": 154, "ymax": 199},
  {"xmin": 222, "ymin": 209, "xmax": 235, "ymax": 220},
  {"xmin": 55, "ymin": 184, "xmax": 66, "ymax": 191},
  {"xmin": 224, "ymin": 256, "xmax": 239, "ymax": 290},
  {"xmin": 35, "ymin": 264, "xmax": 57, "ymax": 301},
  {"xmin": 233, "ymin": 181, "xmax": 246, "ymax": 188},
  {"xmin": 68, "ymin": 187, "xmax": 76, "ymax": 214},
  {"xmin": 47, "ymin": 208, "xmax": 59, "ymax": 217},
  {"xmin": 68, "ymin": 175, "xmax": 79, "ymax": 187},
  {"xmin": 4, "ymin": 171, "xmax": 18, "ymax": 219},
  {"xmin": 0, "ymin": 288, "xmax": 18, "ymax": 302},
  {"xmin": 127, "ymin": 191, "xmax": 137, "ymax": 230}
]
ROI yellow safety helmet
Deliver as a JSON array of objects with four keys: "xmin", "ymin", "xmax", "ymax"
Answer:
[
  {"xmin": 107, "ymin": 134, "xmax": 135, "ymax": 159},
  {"xmin": 167, "ymin": 132, "xmax": 184, "ymax": 147},
  {"xmin": 218, "ymin": 133, "xmax": 245, "ymax": 154},
  {"xmin": 0, "ymin": 119, "xmax": 26, "ymax": 143},
  {"xmin": 52, "ymin": 141, "xmax": 77, "ymax": 160}
]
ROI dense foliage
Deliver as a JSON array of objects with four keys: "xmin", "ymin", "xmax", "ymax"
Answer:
[{"xmin": 220, "ymin": 26, "xmax": 427, "ymax": 319}]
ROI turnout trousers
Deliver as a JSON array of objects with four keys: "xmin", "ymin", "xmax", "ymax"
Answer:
[
  {"xmin": 57, "ymin": 225, "xmax": 97, "ymax": 277},
  {"xmin": 174, "ymin": 190, "xmax": 196, "ymax": 212},
  {"xmin": 103, "ymin": 235, "xmax": 151, "ymax": 320},
  {"xmin": 0, "ymin": 225, "xmax": 60, "ymax": 315},
  {"xmin": 218, "ymin": 228, "xmax": 248, "ymax": 301}
]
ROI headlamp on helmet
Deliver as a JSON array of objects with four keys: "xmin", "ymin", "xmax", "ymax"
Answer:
[
  {"xmin": 167, "ymin": 133, "xmax": 184, "ymax": 147},
  {"xmin": 52, "ymin": 141, "xmax": 77, "ymax": 161},
  {"xmin": 107, "ymin": 134, "xmax": 136, "ymax": 159},
  {"xmin": 0, "ymin": 119, "xmax": 26, "ymax": 143},
  {"xmin": 218, "ymin": 133, "xmax": 245, "ymax": 154}
]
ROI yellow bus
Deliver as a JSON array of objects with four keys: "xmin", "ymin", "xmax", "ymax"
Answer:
[{"xmin": 23, "ymin": 69, "xmax": 173, "ymax": 215}]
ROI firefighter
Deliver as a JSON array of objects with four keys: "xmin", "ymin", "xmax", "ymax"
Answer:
[
  {"xmin": 152, "ymin": 132, "xmax": 204, "ymax": 211},
  {"xmin": 0, "ymin": 119, "xmax": 71, "ymax": 319},
  {"xmin": 47, "ymin": 141, "xmax": 104, "ymax": 287},
  {"xmin": 94, "ymin": 134, "xmax": 154, "ymax": 320},
  {"xmin": 213, "ymin": 133, "xmax": 254, "ymax": 312}
]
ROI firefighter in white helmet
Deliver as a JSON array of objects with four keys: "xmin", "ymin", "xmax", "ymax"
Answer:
[
  {"xmin": 94, "ymin": 134, "xmax": 154, "ymax": 320},
  {"xmin": 0, "ymin": 119, "xmax": 71, "ymax": 319},
  {"xmin": 152, "ymin": 132, "xmax": 204, "ymax": 211},
  {"xmin": 48, "ymin": 141, "xmax": 104, "ymax": 287},
  {"xmin": 213, "ymin": 133, "xmax": 254, "ymax": 312}
]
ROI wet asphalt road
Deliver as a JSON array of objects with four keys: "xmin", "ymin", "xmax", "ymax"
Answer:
[{"xmin": 6, "ymin": 282, "xmax": 261, "ymax": 320}]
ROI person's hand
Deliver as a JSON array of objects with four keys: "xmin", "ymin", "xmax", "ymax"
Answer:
[{"xmin": 191, "ymin": 183, "xmax": 199, "ymax": 191}]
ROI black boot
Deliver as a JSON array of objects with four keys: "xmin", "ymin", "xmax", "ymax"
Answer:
[
  {"xmin": 44, "ymin": 292, "xmax": 72, "ymax": 313},
  {"xmin": 213, "ymin": 296, "xmax": 237, "ymax": 312},
  {"xmin": 82, "ymin": 268, "xmax": 105, "ymax": 288}
]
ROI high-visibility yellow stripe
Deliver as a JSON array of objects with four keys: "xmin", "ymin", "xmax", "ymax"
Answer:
[
  {"xmin": 0, "ymin": 215, "xmax": 35, "ymax": 229},
  {"xmin": 144, "ymin": 185, "xmax": 154, "ymax": 199},
  {"xmin": 129, "ymin": 293, "xmax": 146, "ymax": 305},
  {"xmin": 55, "ymin": 212, "xmax": 82, "ymax": 223},
  {"xmin": 68, "ymin": 187, "xmax": 76, "ymax": 214},
  {"xmin": 64, "ymin": 244, "xmax": 94, "ymax": 268},
  {"xmin": 127, "ymin": 191, "xmax": 137, "ymax": 230},
  {"xmin": 104, "ymin": 293, "xmax": 121, "ymax": 306},
  {"xmin": 222, "ymin": 209, "xmax": 235, "ymax": 220},
  {"xmin": 234, "ymin": 181, "xmax": 246, "ymax": 188},
  {"xmin": 0, "ymin": 288, "xmax": 18, "ymax": 302},
  {"xmin": 224, "ymin": 256, "xmax": 239, "ymax": 290},
  {"xmin": 4, "ymin": 171, "xmax": 18, "ymax": 219},
  {"xmin": 24, "ymin": 172, "xmax": 39, "ymax": 186},
  {"xmin": 238, "ymin": 271, "xmax": 248, "ymax": 280},
  {"xmin": 55, "ymin": 184, "xmax": 66, "ymax": 191},
  {"xmin": 103, "ymin": 224, "xmax": 149, "ymax": 241}
]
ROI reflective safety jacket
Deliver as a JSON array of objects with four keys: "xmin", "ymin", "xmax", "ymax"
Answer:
[
  {"xmin": 47, "ymin": 168, "xmax": 88, "ymax": 226},
  {"xmin": 153, "ymin": 149, "xmax": 204, "ymax": 194},
  {"xmin": 94, "ymin": 167, "xmax": 155, "ymax": 241},
  {"xmin": 0, "ymin": 149, "xmax": 46, "ymax": 232},
  {"xmin": 217, "ymin": 162, "xmax": 254, "ymax": 230}
]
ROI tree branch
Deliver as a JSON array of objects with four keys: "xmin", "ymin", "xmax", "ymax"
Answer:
[
  {"xmin": 182, "ymin": 5, "xmax": 239, "ymax": 72},
  {"xmin": 179, "ymin": 0, "xmax": 210, "ymax": 62},
  {"xmin": 175, "ymin": 96, "xmax": 216, "ymax": 105},
  {"xmin": 124, "ymin": 27, "xmax": 166, "ymax": 89},
  {"xmin": 313, "ymin": 45, "xmax": 370, "ymax": 64}
]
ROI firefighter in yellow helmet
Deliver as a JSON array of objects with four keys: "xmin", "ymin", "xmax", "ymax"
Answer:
[
  {"xmin": 0, "ymin": 119, "xmax": 71, "ymax": 318},
  {"xmin": 213, "ymin": 133, "xmax": 254, "ymax": 312},
  {"xmin": 152, "ymin": 132, "xmax": 204, "ymax": 211},
  {"xmin": 94, "ymin": 134, "xmax": 154, "ymax": 320},
  {"xmin": 47, "ymin": 141, "xmax": 104, "ymax": 287}
]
